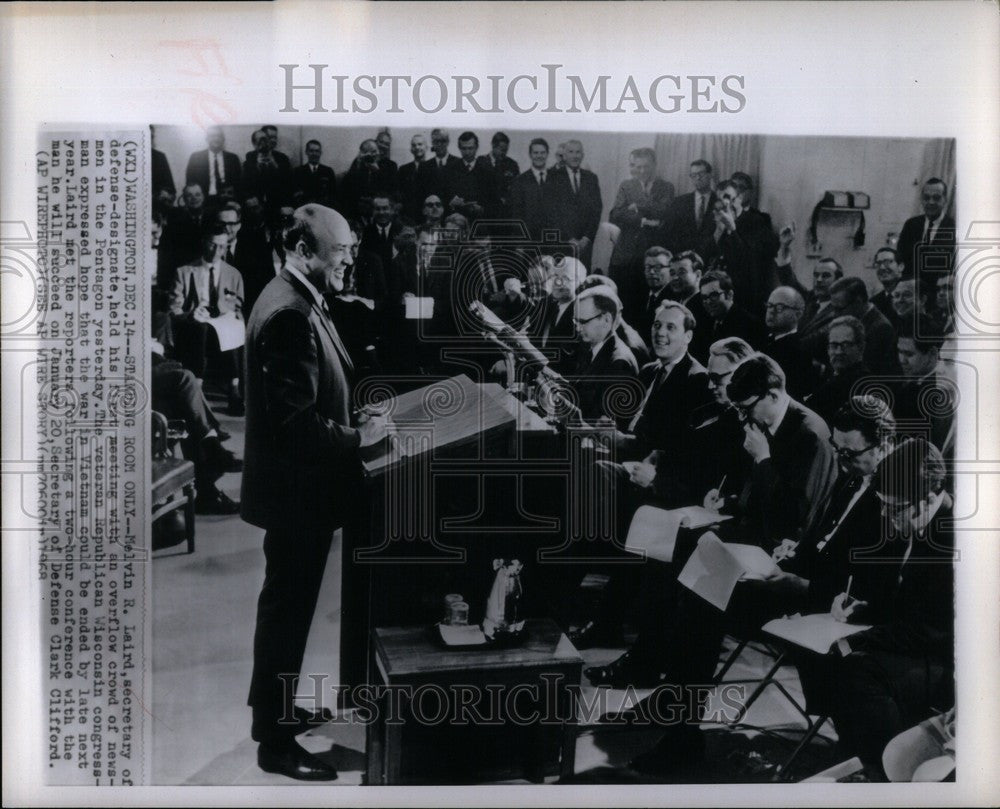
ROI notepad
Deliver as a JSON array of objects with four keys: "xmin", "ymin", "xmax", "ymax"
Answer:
[
  {"xmin": 762, "ymin": 613, "xmax": 873, "ymax": 655},
  {"xmin": 624, "ymin": 506, "xmax": 731, "ymax": 564},
  {"xmin": 438, "ymin": 623, "xmax": 487, "ymax": 646},
  {"xmin": 207, "ymin": 311, "xmax": 246, "ymax": 352},
  {"xmin": 677, "ymin": 533, "xmax": 780, "ymax": 610}
]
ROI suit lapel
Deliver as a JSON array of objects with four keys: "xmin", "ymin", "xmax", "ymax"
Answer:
[{"xmin": 279, "ymin": 268, "xmax": 355, "ymax": 375}]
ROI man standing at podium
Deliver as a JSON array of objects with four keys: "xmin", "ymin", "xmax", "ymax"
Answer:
[{"xmin": 241, "ymin": 204, "xmax": 386, "ymax": 780}]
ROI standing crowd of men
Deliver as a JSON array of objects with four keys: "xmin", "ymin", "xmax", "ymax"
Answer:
[{"xmin": 149, "ymin": 123, "xmax": 957, "ymax": 781}]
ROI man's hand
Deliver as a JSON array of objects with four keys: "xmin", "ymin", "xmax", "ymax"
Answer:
[
  {"xmin": 703, "ymin": 488, "xmax": 725, "ymax": 511},
  {"xmin": 623, "ymin": 460, "xmax": 656, "ymax": 489},
  {"xmin": 193, "ymin": 305, "xmax": 211, "ymax": 323},
  {"xmin": 779, "ymin": 221, "xmax": 796, "ymax": 249},
  {"xmin": 772, "ymin": 538, "xmax": 799, "ymax": 563},
  {"xmin": 715, "ymin": 207, "xmax": 737, "ymax": 234},
  {"xmin": 743, "ymin": 423, "xmax": 771, "ymax": 462},
  {"xmin": 831, "ymin": 591, "xmax": 868, "ymax": 623},
  {"xmin": 357, "ymin": 414, "xmax": 388, "ymax": 448}
]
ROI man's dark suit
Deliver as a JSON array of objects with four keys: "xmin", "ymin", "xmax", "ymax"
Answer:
[
  {"xmin": 397, "ymin": 160, "xmax": 424, "ymax": 222},
  {"xmin": 740, "ymin": 399, "xmax": 838, "ymax": 547},
  {"xmin": 804, "ymin": 363, "xmax": 874, "ymax": 426},
  {"xmin": 242, "ymin": 268, "xmax": 361, "ymax": 744},
  {"xmin": 360, "ymin": 221, "xmax": 402, "ymax": 272},
  {"xmin": 228, "ymin": 229, "xmax": 275, "ymax": 318},
  {"xmin": 704, "ymin": 208, "xmax": 780, "ymax": 318},
  {"xmin": 476, "ymin": 154, "xmax": 520, "ymax": 217},
  {"xmin": 896, "ymin": 213, "xmax": 956, "ymax": 297},
  {"xmin": 764, "ymin": 331, "xmax": 820, "ymax": 401},
  {"xmin": 547, "ymin": 165, "xmax": 603, "ymax": 254},
  {"xmin": 185, "ymin": 149, "xmax": 242, "ymax": 197},
  {"xmin": 627, "ymin": 352, "xmax": 713, "ymax": 460},
  {"xmin": 535, "ymin": 297, "xmax": 579, "ymax": 374},
  {"xmin": 690, "ymin": 303, "xmax": 766, "ymax": 363},
  {"xmin": 291, "ymin": 163, "xmax": 338, "ymax": 207},
  {"xmin": 244, "ymin": 149, "xmax": 292, "ymax": 173},
  {"xmin": 608, "ymin": 177, "xmax": 675, "ymax": 271},
  {"xmin": 569, "ymin": 334, "xmax": 639, "ymax": 426},
  {"xmin": 339, "ymin": 162, "xmax": 398, "ymax": 219},
  {"xmin": 801, "ymin": 503, "xmax": 954, "ymax": 767},
  {"xmin": 446, "ymin": 159, "xmax": 498, "ymax": 220},
  {"xmin": 417, "ymin": 155, "xmax": 463, "ymax": 209},
  {"xmin": 242, "ymin": 154, "xmax": 292, "ymax": 211},
  {"xmin": 859, "ymin": 303, "xmax": 900, "ymax": 375},
  {"xmin": 509, "ymin": 169, "xmax": 556, "ymax": 242},
  {"xmin": 668, "ymin": 190, "xmax": 718, "ymax": 253},
  {"xmin": 157, "ymin": 207, "xmax": 208, "ymax": 288}
]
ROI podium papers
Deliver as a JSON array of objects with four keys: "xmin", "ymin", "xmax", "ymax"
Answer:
[
  {"xmin": 677, "ymin": 533, "xmax": 780, "ymax": 611},
  {"xmin": 404, "ymin": 296, "xmax": 434, "ymax": 319},
  {"xmin": 624, "ymin": 505, "xmax": 732, "ymax": 563},
  {"xmin": 762, "ymin": 613, "xmax": 873, "ymax": 655},
  {"xmin": 359, "ymin": 375, "xmax": 518, "ymax": 476},
  {"xmin": 207, "ymin": 311, "xmax": 246, "ymax": 351}
]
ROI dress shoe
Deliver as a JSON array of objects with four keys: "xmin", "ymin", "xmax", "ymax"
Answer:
[
  {"xmin": 257, "ymin": 740, "xmax": 338, "ymax": 781},
  {"xmin": 568, "ymin": 620, "xmax": 624, "ymax": 650},
  {"xmin": 195, "ymin": 486, "xmax": 240, "ymax": 515},
  {"xmin": 584, "ymin": 649, "xmax": 665, "ymax": 689}
]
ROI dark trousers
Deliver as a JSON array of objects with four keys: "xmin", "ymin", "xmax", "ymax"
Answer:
[
  {"xmin": 248, "ymin": 525, "xmax": 334, "ymax": 744},
  {"xmin": 173, "ymin": 317, "xmax": 243, "ymax": 384},
  {"xmin": 797, "ymin": 649, "xmax": 951, "ymax": 769}
]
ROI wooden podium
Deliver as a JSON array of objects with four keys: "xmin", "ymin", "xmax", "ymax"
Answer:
[{"xmin": 341, "ymin": 375, "xmax": 558, "ymax": 692}]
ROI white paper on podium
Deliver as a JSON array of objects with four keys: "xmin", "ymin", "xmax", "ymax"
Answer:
[
  {"xmin": 762, "ymin": 613, "xmax": 873, "ymax": 655},
  {"xmin": 405, "ymin": 296, "xmax": 434, "ymax": 319},
  {"xmin": 207, "ymin": 311, "xmax": 246, "ymax": 351}
]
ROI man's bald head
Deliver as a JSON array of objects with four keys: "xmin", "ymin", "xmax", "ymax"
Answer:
[
  {"xmin": 285, "ymin": 204, "xmax": 354, "ymax": 292},
  {"xmin": 765, "ymin": 286, "xmax": 805, "ymax": 335}
]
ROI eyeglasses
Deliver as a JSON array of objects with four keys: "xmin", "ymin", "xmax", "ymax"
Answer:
[
  {"xmin": 573, "ymin": 312, "xmax": 605, "ymax": 326},
  {"xmin": 828, "ymin": 340, "xmax": 857, "ymax": 351},
  {"xmin": 829, "ymin": 439, "xmax": 876, "ymax": 460},
  {"xmin": 765, "ymin": 303, "xmax": 801, "ymax": 314},
  {"xmin": 701, "ymin": 290, "xmax": 724, "ymax": 302},
  {"xmin": 733, "ymin": 395, "xmax": 762, "ymax": 417},
  {"xmin": 874, "ymin": 258, "xmax": 897, "ymax": 267},
  {"xmin": 689, "ymin": 170, "xmax": 708, "ymax": 179}
]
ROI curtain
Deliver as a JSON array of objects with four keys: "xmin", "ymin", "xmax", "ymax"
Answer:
[{"xmin": 653, "ymin": 133, "xmax": 765, "ymax": 203}]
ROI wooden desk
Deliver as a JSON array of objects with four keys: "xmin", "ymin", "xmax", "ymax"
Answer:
[{"xmin": 366, "ymin": 619, "xmax": 582, "ymax": 785}]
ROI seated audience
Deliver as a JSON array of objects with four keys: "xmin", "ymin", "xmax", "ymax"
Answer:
[
  {"xmin": 169, "ymin": 223, "xmax": 246, "ymax": 414},
  {"xmin": 763, "ymin": 286, "xmax": 818, "ymax": 400},
  {"xmin": 690, "ymin": 268, "xmax": 765, "ymax": 362},
  {"xmin": 871, "ymin": 247, "xmax": 905, "ymax": 325},
  {"xmin": 828, "ymin": 276, "xmax": 899, "ymax": 375},
  {"xmin": 805, "ymin": 315, "xmax": 876, "ymax": 425},
  {"xmin": 635, "ymin": 246, "xmax": 673, "ymax": 340},
  {"xmin": 798, "ymin": 438, "xmax": 954, "ymax": 778}
]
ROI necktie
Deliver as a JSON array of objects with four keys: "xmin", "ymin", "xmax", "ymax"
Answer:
[
  {"xmin": 212, "ymin": 153, "xmax": 221, "ymax": 195},
  {"xmin": 225, "ymin": 247, "xmax": 234, "ymax": 265},
  {"xmin": 572, "ymin": 169, "xmax": 579, "ymax": 194},
  {"xmin": 923, "ymin": 217, "xmax": 934, "ymax": 244},
  {"xmin": 439, "ymin": 158, "xmax": 445, "ymax": 169},
  {"xmin": 697, "ymin": 194, "xmax": 706, "ymax": 226},
  {"xmin": 628, "ymin": 364, "xmax": 667, "ymax": 433},
  {"xmin": 208, "ymin": 264, "xmax": 219, "ymax": 315},
  {"xmin": 541, "ymin": 303, "xmax": 559, "ymax": 346},
  {"xmin": 643, "ymin": 181, "xmax": 651, "ymax": 196},
  {"xmin": 539, "ymin": 171, "xmax": 546, "ymax": 186},
  {"xmin": 814, "ymin": 476, "xmax": 863, "ymax": 552}
]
